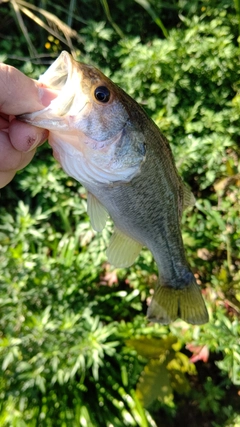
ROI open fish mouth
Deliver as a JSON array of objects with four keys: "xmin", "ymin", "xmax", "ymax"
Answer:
[
  {"xmin": 39, "ymin": 51, "xmax": 74, "ymax": 91},
  {"xmin": 18, "ymin": 51, "xmax": 88, "ymax": 128}
]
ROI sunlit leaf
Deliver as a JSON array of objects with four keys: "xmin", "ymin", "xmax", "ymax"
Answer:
[
  {"xmin": 136, "ymin": 358, "xmax": 173, "ymax": 408},
  {"xmin": 126, "ymin": 336, "xmax": 177, "ymax": 359}
]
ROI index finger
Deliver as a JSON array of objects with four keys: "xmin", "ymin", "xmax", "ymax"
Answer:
[{"xmin": 0, "ymin": 63, "xmax": 56, "ymax": 115}]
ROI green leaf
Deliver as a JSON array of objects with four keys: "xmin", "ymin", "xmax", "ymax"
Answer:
[
  {"xmin": 136, "ymin": 358, "xmax": 173, "ymax": 408},
  {"xmin": 134, "ymin": 0, "xmax": 168, "ymax": 38},
  {"xmin": 126, "ymin": 336, "xmax": 177, "ymax": 359}
]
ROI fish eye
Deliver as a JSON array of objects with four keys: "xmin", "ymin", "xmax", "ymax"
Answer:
[{"xmin": 94, "ymin": 86, "xmax": 110, "ymax": 103}]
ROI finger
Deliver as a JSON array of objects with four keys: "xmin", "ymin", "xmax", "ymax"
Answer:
[
  {"xmin": 0, "ymin": 116, "xmax": 9, "ymax": 129},
  {"xmin": 0, "ymin": 170, "xmax": 16, "ymax": 188},
  {"xmin": 0, "ymin": 131, "xmax": 35, "ymax": 171},
  {"xmin": 0, "ymin": 63, "xmax": 56, "ymax": 115},
  {"xmin": 9, "ymin": 119, "xmax": 48, "ymax": 152}
]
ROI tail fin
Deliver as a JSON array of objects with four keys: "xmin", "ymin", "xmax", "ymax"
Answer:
[{"xmin": 147, "ymin": 281, "xmax": 209, "ymax": 325}]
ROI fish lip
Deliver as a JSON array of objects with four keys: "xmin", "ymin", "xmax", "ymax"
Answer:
[
  {"xmin": 16, "ymin": 111, "xmax": 65, "ymax": 128},
  {"xmin": 17, "ymin": 102, "xmax": 89, "ymax": 131},
  {"xmin": 39, "ymin": 51, "xmax": 74, "ymax": 91}
]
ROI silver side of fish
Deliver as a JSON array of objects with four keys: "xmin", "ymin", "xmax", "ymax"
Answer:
[{"xmin": 19, "ymin": 51, "xmax": 209, "ymax": 324}]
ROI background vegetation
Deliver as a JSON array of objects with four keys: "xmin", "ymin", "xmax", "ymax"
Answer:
[{"xmin": 0, "ymin": 0, "xmax": 240, "ymax": 425}]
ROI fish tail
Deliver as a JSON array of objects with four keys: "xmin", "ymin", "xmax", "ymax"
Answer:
[{"xmin": 147, "ymin": 280, "xmax": 209, "ymax": 325}]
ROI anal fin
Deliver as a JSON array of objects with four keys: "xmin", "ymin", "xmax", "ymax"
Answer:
[
  {"xmin": 87, "ymin": 192, "xmax": 108, "ymax": 232},
  {"xmin": 106, "ymin": 227, "xmax": 142, "ymax": 268},
  {"xmin": 147, "ymin": 280, "xmax": 209, "ymax": 325}
]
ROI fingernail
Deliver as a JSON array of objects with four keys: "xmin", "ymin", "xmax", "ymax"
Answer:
[{"xmin": 39, "ymin": 129, "xmax": 49, "ymax": 144}]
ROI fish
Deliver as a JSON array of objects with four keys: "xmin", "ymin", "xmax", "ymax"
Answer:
[{"xmin": 18, "ymin": 51, "xmax": 209, "ymax": 324}]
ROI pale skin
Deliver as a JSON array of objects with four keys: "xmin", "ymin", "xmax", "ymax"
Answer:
[{"xmin": 0, "ymin": 63, "xmax": 56, "ymax": 188}]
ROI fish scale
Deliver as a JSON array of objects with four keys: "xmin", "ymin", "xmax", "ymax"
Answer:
[{"xmin": 18, "ymin": 51, "xmax": 209, "ymax": 325}]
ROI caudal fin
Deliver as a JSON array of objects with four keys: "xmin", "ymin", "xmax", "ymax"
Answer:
[{"xmin": 147, "ymin": 281, "xmax": 209, "ymax": 325}]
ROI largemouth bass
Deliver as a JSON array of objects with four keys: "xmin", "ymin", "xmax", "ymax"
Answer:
[{"xmin": 19, "ymin": 51, "xmax": 208, "ymax": 324}]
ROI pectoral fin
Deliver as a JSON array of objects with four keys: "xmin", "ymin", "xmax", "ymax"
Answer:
[
  {"xmin": 182, "ymin": 183, "xmax": 195, "ymax": 209},
  {"xmin": 87, "ymin": 192, "xmax": 108, "ymax": 232},
  {"xmin": 106, "ymin": 228, "xmax": 142, "ymax": 268},
  {"xmin": 147, "ymin": 280, "xmax": 209, "ymax": 325}
]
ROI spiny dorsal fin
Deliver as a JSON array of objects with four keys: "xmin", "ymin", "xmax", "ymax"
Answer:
[
  {"xmin": 106, "ymin": 227, "xmax": 142, "ymax": 268},
  {"xmin": 147, "ymin": 280, "xmax": 209, "ymax": 325},
  {"xmin": 182, "ymin": 183, "xmax": 196, "ymax": 210},
  {"xmin": 87, "ymin": 192, "xmax": 109, "ymax": 232}
]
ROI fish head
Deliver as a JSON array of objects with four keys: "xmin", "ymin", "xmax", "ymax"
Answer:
[{"xmin": 19, "ymin": 51, "xmax": 146, "ymax": 185}]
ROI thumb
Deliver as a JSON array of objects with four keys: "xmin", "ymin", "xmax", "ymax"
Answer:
[{"xmin": 0, "ymin": 63, "xmax": 56, "ymax": 115}]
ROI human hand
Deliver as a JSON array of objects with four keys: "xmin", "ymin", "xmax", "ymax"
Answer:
[{"xmin": 0, "ymin": 63, "xmax": 56, "ymax": 188}]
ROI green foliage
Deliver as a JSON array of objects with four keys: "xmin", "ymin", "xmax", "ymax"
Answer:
[
  {"xmin": 112, "ymin": 13, "xmax": 240, "ymax": 190},
  {"xmin": 126, "ymin": 336, "xmax": 196, "ymax": 408},
  {"xmin": 1, "ymin": 0, "xmax": 240, "ymax": 426}
]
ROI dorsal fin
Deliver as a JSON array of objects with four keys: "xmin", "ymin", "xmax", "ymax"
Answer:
[
  {"xmin": 106, "ymin": 227, "xmax": 142, "ymax": 268},
  {"xmin": 87, "ymin": 192, "xmax": 109, "ymax": 232}
]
